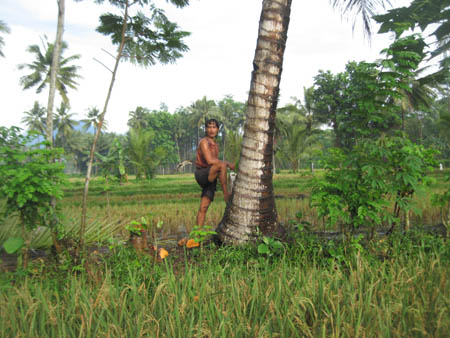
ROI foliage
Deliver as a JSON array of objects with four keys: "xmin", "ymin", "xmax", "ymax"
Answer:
[
  {"xmin": 189, "ymin": 225, "xmax": 217, "ymax": 245},
  {"xmin": 0, "ymin": 127, "xmax": 66, "ymax": 230},
  {"xmin": 276, "ymin": 104, "xmax": 322, "ymax": 172},
  {"xmin": 95, "ymin": 1, "xmax": 190, "ymax": 68},
  {"xmin": 311, "ymin": 136, "xmax": 436, "ymax": 232},
  {"xmin": 96, "ymin": 137, "xmax": 127, "ymax": 181},
  {"xmin": 128, "ymin": 127, "xmax": 166, "ymax": 179},
  {"xmin": 224, "ymin": 130, "xmax": 242, "ymax": 167},
  {"xmin": 432, "ymin": 171, "xmax": 450, "ymax": 235},
  {"xmin": 0, "ymin": 227, "xmax": 448, "ymax": 337},
  {"xmin": 21, "ymin": 101, "xmax": 47, "ymax": 137},
  {"xmin": 2, "ymin": 237, "xmax": 24, "ymax": 254},
  {"xmin": 374, "ymin": 0, "xmax": 450, "ymax": 75},
  {"xmin": 125, "ymin": 217, "xmax": 148, "ymax": 236},
  {"xmin": 145, "ymin": 109, "xmax": 179, "ymax": 165},
  {"xmin": 257, "ymin": 236, "xmax": 284, "ymax": 256},
  {"xmin": 312, "ymin": 61, "xmax": 401, "ymax": 149},
  {"xmin": 0, "ymin": 19, "xmax": 10, "ymax": 58},
  {"xmin": 54, "ymin": 102, "xmax": 79, "ymax": 150},
  {"xmin": 127, "ymin": 106, "xmax": 149, "ymax": 130},
  {"xmin": 81, "ymin": 106, "xmax": 108, "ymax": 134},
  {"xmin": 189, "ymin": 96, "xmax": 219, "ymax": 143},
  {"xmin": 17, "ymin": 37, "xmax": 81, "ymax": 104},
  {"xmin": 0, "ymin": 126, "xmax": 66, "ymax": 263}
]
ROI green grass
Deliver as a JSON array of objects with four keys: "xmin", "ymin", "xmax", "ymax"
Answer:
[
  {"xmin": 0, "ymin": 231, "xmax": 448, "ymax": 337},
  {"xmin": 0, "ymin": 171, "xmax": 449, "ymax": 336}
]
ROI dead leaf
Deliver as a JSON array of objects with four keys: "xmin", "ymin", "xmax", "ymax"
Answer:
[{"xmin": 186, "ymin": 239, "xmax": 200, "ymax": 248}]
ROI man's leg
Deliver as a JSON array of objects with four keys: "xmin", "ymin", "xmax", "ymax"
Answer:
[
  {"xmin": 208, "ymin": 162, "xmax": 230, "ymax": 202},
  {"xmin": 196, "ymin": 195, "xmax": 211, "ymax": 226}
]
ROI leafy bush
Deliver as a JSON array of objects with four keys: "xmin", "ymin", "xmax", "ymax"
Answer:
[
  {"xmin": 311, "ymin": 136, "xmax": 436, "ymax": 233},
  {"xmin": 0, "ymin": 127, "xmax": 66, "ymax": 258}
]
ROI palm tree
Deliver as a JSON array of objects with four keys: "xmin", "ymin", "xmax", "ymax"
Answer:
[
  {"xmin": 54, "ymin": 102, "xmax": 78, "ymax": 150},
  {"xmin": 277, "ymin": 113, "xmax": 322, "ymax": 173},
  {"xmin": 224, "ymin": 130, "xmax": 243, "ymax": 166},
  {"xmin": 18, "ymin": 37, "xmax": 81, "ymax": 105},
  {"xmin": 217, "ymin": 0, "xmax": 391, "ymax": 244},
  {"xmin": 189, "ymin": 96, "xmax": 218, "ymax": 144},
  {"xmin": 128, "ymin": 106, "xmax": 149, "ymax": 130},
  {"xmin": 45, "ymin": 0, "xmax": 66, "ymax": 150},
  {"xmin": 21, "ymin": 101, "xmax": 46, "ymax": 136},
  {"xmin": 0, "ymin": 20, "xmax": 10, "ymax": 58},
  {"xmin": 82, "ymin": 107, "xmax": 108, "ymax": 135},
  {"xmin": 217, "ymin": 95, "xmax": 245, "ymax": 160},
  {"xmin": 128, "ymin": 127, "xmax": 166, "ymax": 179}
]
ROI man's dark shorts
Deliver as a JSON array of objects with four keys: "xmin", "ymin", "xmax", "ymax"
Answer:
[{"xmin": 195, "ymin": 167, "xmax": 217, "ymax": 202}]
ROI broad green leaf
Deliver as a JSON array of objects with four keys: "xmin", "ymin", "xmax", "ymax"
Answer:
[
  {"xmin": 3, "ymin": 237, "xmax": 24, "ymax": 254},
  {"xmin": 257, "ymin": 243, "xmax": 270, "ymax": 254}
]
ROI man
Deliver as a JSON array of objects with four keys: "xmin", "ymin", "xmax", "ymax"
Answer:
[{"xmin": 195, "ymin": 119, "xmax": 235, "ymax": 226}]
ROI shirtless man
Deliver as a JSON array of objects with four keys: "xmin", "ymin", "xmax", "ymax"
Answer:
[{"xmin": 195, "ymin": 119, "xmax": 235, "ymax": 226}]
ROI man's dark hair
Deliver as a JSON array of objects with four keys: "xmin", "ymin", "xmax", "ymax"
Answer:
[{"xmin": 205, "ymin": 118, "xmax": 220, "ymax": 129}]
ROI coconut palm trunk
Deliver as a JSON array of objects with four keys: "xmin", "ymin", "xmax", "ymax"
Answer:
[
  {"xmin": 48, "ymin": 0, "xmax": 65, "ymax": 254},
  {"xmin": 47, "ymin": 0, "xmax": 65, "ymax": 146},
  {"xmin": 217, "ymin": 0, "xmax": 291, "ymax": 244}
]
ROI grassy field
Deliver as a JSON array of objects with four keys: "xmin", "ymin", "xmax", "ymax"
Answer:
[
  {"xmin": 0, "ymin": 171, "xmax": 449, "ymax": 337},
  {"xmin": 5, "ymin": 169, "xmax": 448, "ymax": 247}
]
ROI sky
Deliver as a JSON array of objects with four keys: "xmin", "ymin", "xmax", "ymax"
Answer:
[{"xmin": 0, "ymin": 0, "xmax": 411, "ymax": 134}]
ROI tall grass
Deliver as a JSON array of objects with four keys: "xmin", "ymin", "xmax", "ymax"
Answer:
[{"xmin": 0, "ymin": 232, "xmax": 448, "ymax": 337}]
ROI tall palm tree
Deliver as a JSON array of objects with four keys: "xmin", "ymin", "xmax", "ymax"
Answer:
[
  {"xmin": 0, "ymin": 20, "xmax": 10, "ymax": 58},
  {"xmin": 277, "ymin": 113, "xmax": 322, "ymax": 173},
  {"xmin": 128, "ymin": 127, "xmax": 166, "ymax": 179},
  {"xmin": 18, "ymin": 37, "xmax": 81, "ymax": 105},
  {"xmin": 128, "ymin": 106, "xmax": 149, "ymax": 130},
  {"xmin": 54, "ymin": 102, "xmax": 78, "ymax": 150},
  {"xmin": 21, "ymin": 101, "xmax": 46, "ymax": 136},
  {"xmin": 82, "ymin": 107, "xmax": 108, "ymax": 135},
  {"xmin": 224, "ymin": 129, "xmax": 243, "ymax": 166},
  {"xmin": 217, "ymin": 95, "xmax": 245, "ymax": 160},
  {"xmin": 217, "ymin": 0, "xmax": 391, "ymax": 244},
  {"xmin": 82, "ymin": 106, "xmax": 108, "ymax": 176},
  {"xmin": 189, "ymin": 96, "xmax": 218, "ymax": 144}
]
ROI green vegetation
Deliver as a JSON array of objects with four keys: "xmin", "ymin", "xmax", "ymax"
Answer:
[
  {"xmin": 0, "ymin": 127, "xmax": 65, "ymax": 265},
  {"xmin": 0, "ymin": 227, "xmax": 448, "ymax": 336},
  {"xmin": 1, "ymin": 165, "xmax": 449, "ymax": 336},
  {"xmin": 0, "ymin": 0, "xmax": 449, "ymax": 335}
]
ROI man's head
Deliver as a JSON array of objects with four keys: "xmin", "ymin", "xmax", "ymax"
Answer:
[
  {"xmin": 205, "ymin": 118, "xmax": 220, "ymax": 129},
  {"xmin": 205, "ymin": 118, "xmax": 220, "ymax": 138}
]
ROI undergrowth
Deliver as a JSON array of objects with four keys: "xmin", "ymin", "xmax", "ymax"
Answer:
[{"xmin": 0, "ymin": 230, "xmax": 448, "ymax": 337}]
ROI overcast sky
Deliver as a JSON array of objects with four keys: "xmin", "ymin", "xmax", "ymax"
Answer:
[{"xmin": 0, "ymin": 0, "xmax": 411, "ymax": 134}]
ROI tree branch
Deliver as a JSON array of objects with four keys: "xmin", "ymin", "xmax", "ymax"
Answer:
[
  {"xmin": 101, "ymin": 48, "xmax": 116, "ymax": 59},
  {"xmin": 93, "ymin": 57, "xmax": 113, "ymax": 73}
]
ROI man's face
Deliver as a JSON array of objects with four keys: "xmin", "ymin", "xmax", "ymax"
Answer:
[{"xmin": 206, "ymin": 122, "xmax": 219, "ymax": 138}]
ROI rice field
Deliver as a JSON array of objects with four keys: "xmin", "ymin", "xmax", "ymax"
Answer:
[{"xmin": 0, "ymin": 171, "xmax": 449, "ymax": 337}]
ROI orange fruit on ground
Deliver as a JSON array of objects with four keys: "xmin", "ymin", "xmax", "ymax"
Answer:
[
  {"xmin": 178, "ymin": 238, "xmax": 188, "ymax": 247},
  {"xmin": 186, "ymin": 239, "xmax": 200, "ymax": 248},
  {"xmin": 159, "ymin": 248, "xmax": 169, "ymax": 259}
]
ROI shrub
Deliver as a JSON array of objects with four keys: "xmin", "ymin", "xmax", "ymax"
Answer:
[
  {"xmin": 310, "ymin": 136, "xmax": 436, "ymax": 234},
  {"xmin": 0, "ymin": 127, "xmax": 66, "ymax": 264}
]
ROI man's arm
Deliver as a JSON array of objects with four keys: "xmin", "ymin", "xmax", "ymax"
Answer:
[{"xmin": 199, "ymin": 140, "xmax": 235, "ymax": 170}]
